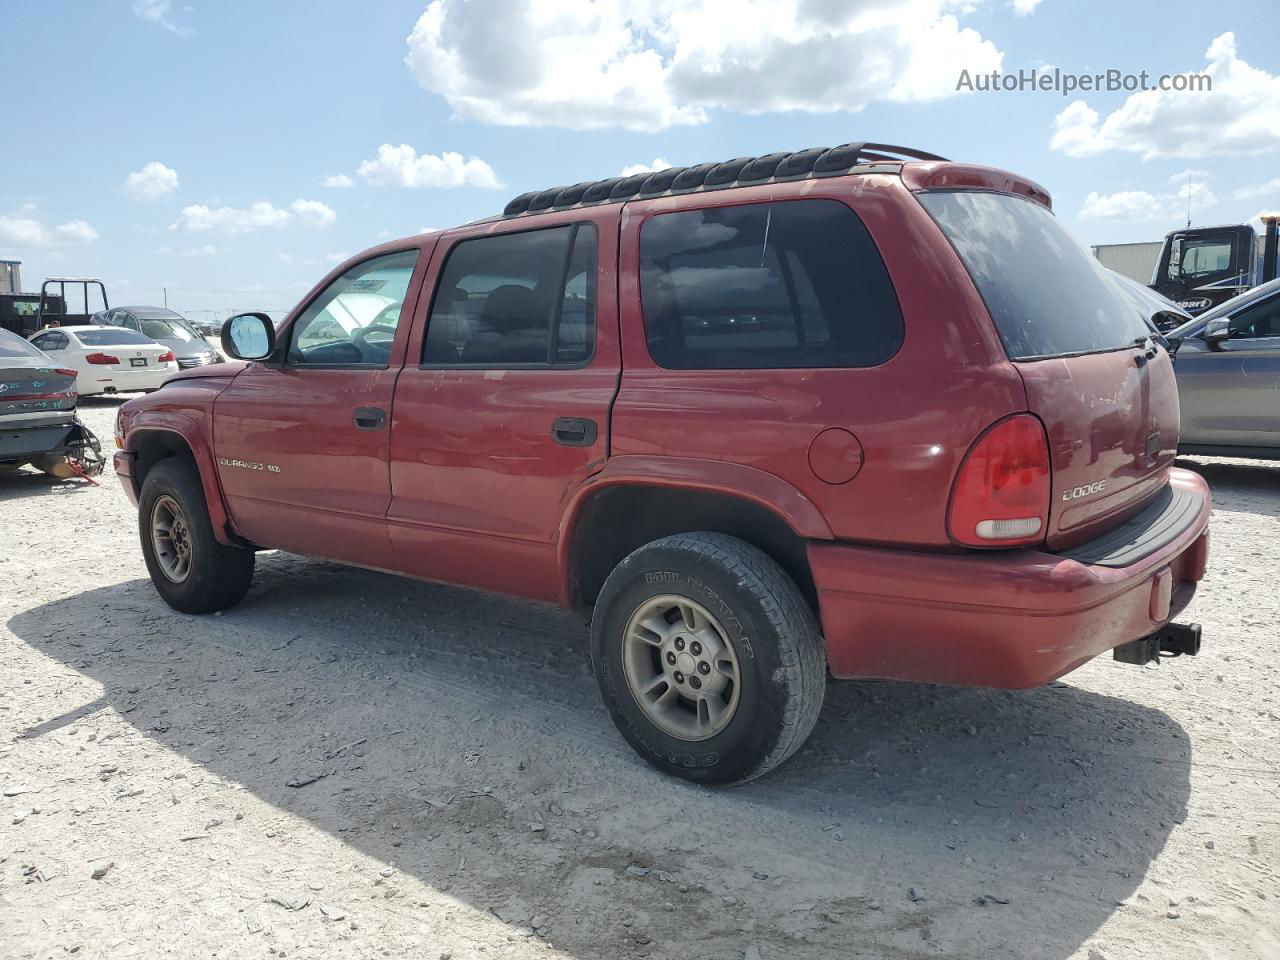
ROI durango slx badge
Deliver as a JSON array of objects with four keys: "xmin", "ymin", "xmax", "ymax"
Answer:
[
  {"xmin": 218, "ymin": 456, "xmax": 281, "ymax": 473},
  {"xmin": 1061, "ymin": 480, "xmax": 1107, "ymax": 502}
]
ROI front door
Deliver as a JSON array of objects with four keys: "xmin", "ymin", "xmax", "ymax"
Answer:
[
  {"xmin": 213, "ymin": 248, "xmax": 425, "ymax": 568},
  {"xmin": 1177, "ymin": 290, "xmax": 1280, "ymax": 447},
  {"xmin": 388, "ymin": 214, "xmax": 620, "ymax": 602}
]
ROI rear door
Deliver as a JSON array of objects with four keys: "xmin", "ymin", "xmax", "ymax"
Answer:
[
  {"xmin": 212, "ymin": 248, "xmax": 426, "ymax": 568},
  {"xmin": 919, "ymin": 190, "xmax": 1177, "ymax": 548},
  {"xmin": 387, "ymin": 210, "xmax": 620, "ymax": 602}
]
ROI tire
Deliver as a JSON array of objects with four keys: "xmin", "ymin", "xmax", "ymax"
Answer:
[
  {"xmin": 138, "ymin": 457, "xmax": 255, "ymax": 614},
  {"xmin": 591, "ymin": 532, "xmax": 826, "ymax": 785}
]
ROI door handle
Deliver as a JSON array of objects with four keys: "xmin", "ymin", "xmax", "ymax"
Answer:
[
  {"xmin": 551, "ymin": 416, "xmax": 598, "ymax": 446},
  {"xmin": 353, "ymin": 406, "xmax": 386, "ymax": 431}
]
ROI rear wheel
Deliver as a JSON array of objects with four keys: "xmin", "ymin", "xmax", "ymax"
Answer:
[
  {"xmin": 591, "ymin": 532, "xmax": 826, "ymax": 785},
  {"xmin": 139, "ymin": 458, "xmax": 254, "ymax": 613}
]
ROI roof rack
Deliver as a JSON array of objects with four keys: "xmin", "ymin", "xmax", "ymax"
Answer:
[{"xmin": 502, "ymin": 142, "xmax": 946, "ymax": 218}]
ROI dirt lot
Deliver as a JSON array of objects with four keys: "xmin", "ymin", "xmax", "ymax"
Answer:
[{"xmin": 2, "ymin": 399, "xmax": 1279, "ymax": 960}]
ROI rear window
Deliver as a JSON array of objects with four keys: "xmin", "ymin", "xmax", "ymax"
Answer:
[
  {"xmin": 0, "ymin": 330, "xmax": 46, "ymax": 359},
  {"xmin": 75, "ymin": 329, "xmax": 155, "ymax": 346},
  {"xmin": 639, "ymin": 199, "xmax": 903, "ymax": 369},
  {"xmin": 919, "ymin": 191, "xmax": 1148, "ymax": 361}
]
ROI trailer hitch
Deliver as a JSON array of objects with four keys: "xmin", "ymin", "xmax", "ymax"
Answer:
[{"xmin": 1113, "ymin": 622, "xmax": 1202, "ymax": 666}]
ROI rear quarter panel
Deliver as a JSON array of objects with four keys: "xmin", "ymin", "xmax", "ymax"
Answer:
[{"xmin": 611, "ymin": 174, "xmax": 1027, "ymax": 547}]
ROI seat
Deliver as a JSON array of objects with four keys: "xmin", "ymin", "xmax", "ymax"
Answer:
[{"xmin": 460, "ymin": 284, "xmax": 549, "ymax": 364}]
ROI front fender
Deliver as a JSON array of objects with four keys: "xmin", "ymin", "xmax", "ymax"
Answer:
[{"xmin": 120, "ymin": 378, "xmax": 240, "ymax": 546}]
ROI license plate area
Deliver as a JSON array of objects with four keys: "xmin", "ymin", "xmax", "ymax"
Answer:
[{"xmin": 130, "ymin": 358, "xmax": 147, "ymax": 367}]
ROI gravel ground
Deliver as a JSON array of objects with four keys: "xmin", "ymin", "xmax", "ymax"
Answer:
[{"xmin": 2, "ymin": 399, "xmax": 1278, "ymax": 960}]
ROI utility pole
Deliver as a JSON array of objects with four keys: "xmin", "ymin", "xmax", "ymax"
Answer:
[{"xmin": 163, "ymin": 287, "xmax": 168, "ymax": 308}]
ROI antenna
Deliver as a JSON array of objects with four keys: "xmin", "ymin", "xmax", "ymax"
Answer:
[{"xmin": 1185, "ymin": 172, "xmax": 1192, "ymax": 229}]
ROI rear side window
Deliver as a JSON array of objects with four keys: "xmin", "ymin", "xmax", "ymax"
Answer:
[
  {"xmin": 423, "ymin": 224, "xmax": 597, "ymax": 366},
  {"xmin": 639, "ymin": 199, "xmax": 902, "ymax": 370},
  {"xmin": 919, "ymin": 191, "xmax": 1149, "ymax": 361},
  {"xmin": 74, "ymin": 329, "xmax": 155, "ymax": 346}
]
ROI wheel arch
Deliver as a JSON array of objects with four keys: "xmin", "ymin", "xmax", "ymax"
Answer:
[
  {"xmin": 129, "ymin": 426, "xmax": 238, "ymax": 546},
  {"xmin": 558, "ymin": 457, "xmax": 831, "ymax": 618}
]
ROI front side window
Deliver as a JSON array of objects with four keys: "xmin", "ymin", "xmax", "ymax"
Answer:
[
  {"xmin": 638, "ymin": 200, "xmax": 902, "ymax": 370},
  {"xmin": 288, "ymin": 250, "xmax": 419, "ymax": 366},
  {"xmin": 422, "ymin": 224, "xmax": 597, "ymax": 366},
  {"xmin": 1179, "ymin": 240, "xmax": 1234, "ymax": 279}
]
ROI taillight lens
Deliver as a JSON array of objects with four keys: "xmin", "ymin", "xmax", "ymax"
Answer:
[
  {"xmin": 85, "ymin": 352, "xmax": 120, "ymax": 365},
  {"xmin": 948, "ymin": 414, "xmax": 1051, "ymax": 548},
  {"xmin": 55, "ymin": 368, "xmax": 78, "ymax": 377},
  {"xmin": 158, "ymin": 350, "xmax": 176, "ymax": 363}
]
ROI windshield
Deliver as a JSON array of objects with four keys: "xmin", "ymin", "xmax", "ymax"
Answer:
[
  {"xmin": 919, "ymin": 191, "xmax": 1150, "ymax": 361},
  {"xmin": 0, "ymin": 330, "xmax": 47, "ymax": 359},
  {"xmin": 139, "ymin": 317, "xmax": 199, "ymax": 342},
  {"xmin": 75, "ymin": 329, "xmax": 156, "ymax": 346}
]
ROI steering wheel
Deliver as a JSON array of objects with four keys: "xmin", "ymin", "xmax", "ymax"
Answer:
[{"xmin": 351, "ymin": 321, "xmax": 398, "ymax": 350}]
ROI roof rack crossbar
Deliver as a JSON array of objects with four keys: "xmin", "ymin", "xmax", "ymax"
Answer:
[{"xmin": 501, "ymin": 141, "xmax": 947, "ymax": 218}]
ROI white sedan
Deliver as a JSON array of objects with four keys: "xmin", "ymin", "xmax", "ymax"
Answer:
[{"xmin": 28, "ymin": 326, "xmax": 177, "ymax": 396}]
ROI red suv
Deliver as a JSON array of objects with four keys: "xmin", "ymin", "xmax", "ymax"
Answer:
[{"xmin": 114, "ymin": 143, "xmax": 1210, "ymax": 784}]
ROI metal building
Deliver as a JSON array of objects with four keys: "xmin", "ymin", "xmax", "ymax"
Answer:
[{"xmin": 1091, "ymin": 242, "xmax": 1162, "ymax": 285}]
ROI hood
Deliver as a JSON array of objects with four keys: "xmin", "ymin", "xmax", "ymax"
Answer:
[{"xmin": 163, "ymin": 359, "xmax": 247, "ymax": 383}]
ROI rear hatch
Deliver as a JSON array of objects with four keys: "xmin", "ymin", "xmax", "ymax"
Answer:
[
  {"xmin": 919, "ymin": 189, "xmax": 1179, "ymax": 550},
  {"xmin": 1, "ymin": 343, "xmax": 78, "ymax": 421},
  {"xmin": 74, "ymin": 328, "xmax": 174, "ymax": 376}
]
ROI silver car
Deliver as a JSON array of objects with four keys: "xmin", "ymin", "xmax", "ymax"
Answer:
[
  {"xmin": 1168, "ymin": 277, "xmax": 1280, "ymax": 459},
  {"xmin": 90, "ymin": 306, "xmax": 218, "ymax": 369}
]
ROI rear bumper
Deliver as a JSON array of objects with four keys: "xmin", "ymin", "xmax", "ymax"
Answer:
[
  {"xmin": 82, "ymin": 368, "xmax": 172, "ymax": 394},
  {"xmin": 0, "ymin": 421, "xmax": 77, "ymax": 462},
  {"xmin": 810, "ymin": 468, "xmax": 1211, "ymax": 688}
]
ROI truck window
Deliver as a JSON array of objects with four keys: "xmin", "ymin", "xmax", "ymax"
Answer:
[
  {"xmin": 422, "ymin": 224, "xmax": 597, "ymax": 366},
  {"xmin": 287, "ymin": 250, "xmax": 420, "ymax": 367},
  {"xmin": 638, "ymin": 199, "xmax": 902, "ymax": 370}
]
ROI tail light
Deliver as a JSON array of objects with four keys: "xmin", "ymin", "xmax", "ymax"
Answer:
[
  {"xmin": 86, "ymin": 352, "xmax": 120, "ymax": 365},
  {"xmin": 55, "ymin": 368, "xmax": 78, "ymax": 377},
  {"xmin": 158, "ymin": 350, "xmax": 176, "ymax": 363},
  {"xmin": 948, "ymin": 414, "xmax": 1051, "ymax": 547}
]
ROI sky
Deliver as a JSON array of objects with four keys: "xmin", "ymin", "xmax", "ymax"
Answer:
[{"xmin": 3, "ymin": 0, "xmax": 1279, "ymax": 323}]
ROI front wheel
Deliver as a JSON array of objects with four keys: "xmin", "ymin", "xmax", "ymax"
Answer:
[
  {"xmin": 591, "ymin": 532, "xmax": 826, "ymax": 785},
  {"xmin": 138, "ymin": 458, "xmax": 255, "ymax": 613}
]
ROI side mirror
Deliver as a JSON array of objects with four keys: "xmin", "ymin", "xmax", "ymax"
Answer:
[
  {"xmin": 221, "ymin": 312, "xmax": 276, "ymax": 361},
  {"xmin": 1202, "ymin": 317, "xmax": 1230, "ymax": 348}
]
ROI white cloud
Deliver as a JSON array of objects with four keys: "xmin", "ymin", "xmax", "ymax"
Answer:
[
  {"xmin": 290, "ymin": 199, "xmax": 337, "ymax": 228},
  {"xmin": 417, "ymin": 227, "xmax": 439, "ymax": 234},
  {"xmin": 182, "ymin": 244, "xmax": 217, "ymax": 257},
  {"xmin": 356, "ymin": 144, "xmax": 502, "ymax": 189},
  {"xmin": 405, "ymin": 0, "xmax": 1004, "ymax": 132},
  {"xmin": 1079, "ymin": 178, "xmax": 1218, "ymax": 222},
  {"xmin": 620, "ymin": 157, "xmax": 671, "ymax": 177},
  {"xmin": 325, "ymin": 252, "xmax": 350, "ymax": 262},
  {"xmin": 1011, "ymin": 0, "xmax": 1044, "ymax": 13},
  {"xmin": 171, "ymin": 199, "xmax": 334, "ymax": 233},
  {"xmin": 1079, "ymin": 191, "xmax": 1167, "ymax": 221},
  {"xmin": 1236, "ymin": 177, "xmax": 1280, "ymax": 199},
  {"xmin": 124, "ymin": 161, "xmax": 180, "ymax": 201},
  {"xmin": 323, "ymin": 174, "xmax": 355, "ymax": 188},
  {"xmin": 132, "ymin": 0, "xmax": 192, "ymax": 35},
  {"xmin": 1051, "ymin": 32, "xmax": 1280, "ymax": 159},
  {"xmin": 0, "ymin": 210, "xmax": 99, "ymax": 248}
]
